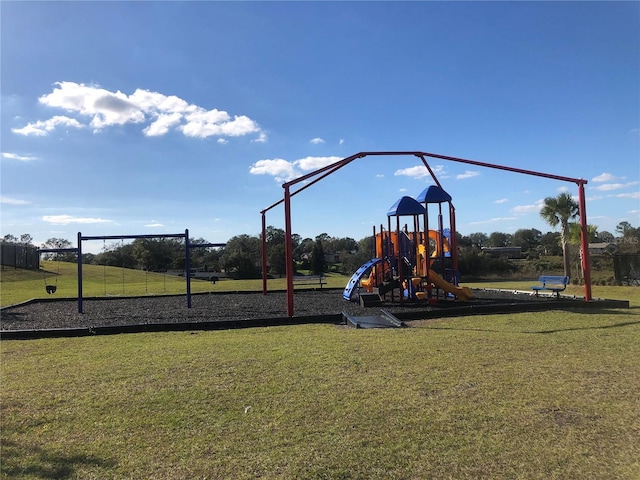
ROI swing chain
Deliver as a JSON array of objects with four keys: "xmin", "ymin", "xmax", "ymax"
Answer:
[{"xmin": 43, "ymin": 253, "xmax": 61, "ymax": 294}]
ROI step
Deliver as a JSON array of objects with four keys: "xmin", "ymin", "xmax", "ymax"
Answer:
[{"xmin": 342, "ymin": 310, "xmax": 405, "ymax": 329}]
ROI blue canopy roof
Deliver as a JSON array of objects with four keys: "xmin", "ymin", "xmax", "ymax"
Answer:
[
  {"xmin": 386, "ymin": 196, "xmax": 427, "ymax": 217},
  {"xmin": 416, "ymin": 185, "xmax": 452, "ymax": 204}
]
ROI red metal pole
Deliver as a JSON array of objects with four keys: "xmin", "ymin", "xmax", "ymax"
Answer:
[
  {"xmin": 185, "ymin": 229, "xmax": 192, "ymax": 308},
  {"xmin": 578, "ymin": 182, "xmax": 593, "ymax": 301},
  {"xmin": 372, "ymin": 225, "xmax": 377, "ymax": 257},
  {"xmin": 388, "ymin": 216, "xmax": 393, "ymax": 302},
  {"xmin": 372, "ymin": 225, "xmax": 377, "ymax": 285},
  {"xmin": 416, "ymin": 151, "xmax": 584, "ymax": 184},
  {"xmin": 283, "ymin": 152, "xmax": 365, "ymax": 189},
  {"xmin": 261, "ymin": 212, "xmax": 268, "ymax": 295},
  {"xmin": 417, "ymin": 154, "xmax": 444, "ymax": 188},
  {"xmin": 397, "ymin": 214, "xmax": 403, "ymax": 305},
  {"xmin": 424, "ymin": 204, "xmax": 430, "ymax": 281},
  {"xmin": 449, "ymin": 203, "xmax": 458, "ymax": 284},
  {"xmin": 438, "ymin": 206, "xmax": 445, "ymax": 275},
  {"xmin": 284, "ymin": 186, "xmax": 295, "ymax": 316}
]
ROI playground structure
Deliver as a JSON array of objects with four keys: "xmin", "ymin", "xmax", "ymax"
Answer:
[
  {"xmin": 260, "ymin": 151, "xmax": 593, "ymax": 317},
  {"xmin": 342, "ymin": 188, "xmax": 473, "ymax": 305},
  {"xmin": 37, "ymin": 230, "xmax": 224, "ymax": 313}
]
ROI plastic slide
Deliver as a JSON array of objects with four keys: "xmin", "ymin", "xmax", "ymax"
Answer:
[
  {"xmin": 427, "ymin": 271, "xmax": 473, "ymax": 301},
  {"xmin": 343, "ymin": 258, "xmax": 383, "ymax": 300}
]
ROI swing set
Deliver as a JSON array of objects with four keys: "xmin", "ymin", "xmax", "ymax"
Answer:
[
  {"xmin": 38, "ymin": 247, "xmax": 79, "ymax": 294},
  {"xmin": 37, "ymin": 229, "xmax": 225, "ymax": 313},
  {"xmin": 101, "ymin": 238, "xmax": 127, "ymax": 296},
  {"xmin": 100, "ymin": 239, "xmax": 176, "ymax": 296}
]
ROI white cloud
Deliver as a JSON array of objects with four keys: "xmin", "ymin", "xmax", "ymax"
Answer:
[
  {"xmin": 394, "ymin": 164, "xmax": 448, "ymax": 181},
  {"xmin": 13, "ymin": 81, "xmax": 265, "ymax": 141},
  {"xmin": 399, "ymin": 188, "xmax": 408, "ymax": 193},
  {"xmin": 456, "ymin": 170, "xmax": 480, "ymax": 180},
  {"xmin": 592, "ymin": 172, "xmax": 618, "ymax": 183},
  {"xmin": 494, "ymin": 198, "xmax": 509, "ymax": 204},
  {"xmin": 252, "ymin": 132, "xmax": 267, "ymax": 143},
  {"xmin": 145, "ymin": 222, "xmax": 165, "ymax": 227},
  {"xmin": 394, "ymin": 165, "xmax": 431, "ymax": 179},
  {"xmin": 180, "ymin": 113, "xmax": 260, "ymax": 138},
  {"xmin": 612, "ymin": 191, "xmax": 640, "ymax": 199},
  {"xmin": 295, "ymin": 156, "xmax": 340, "ymax": 171},
  {"xmin": 339, "ymin": 139, "xmax": 345, "ymax": 145},
  {"xmin": 249, "ymin": 156, "xmax": 341, "ymax": 183},
  {"xmin": 12, "ymin": 115, "xmax": 83, "ymax": 136},
  {"xmin": 143, "ymin": 112, "xmax": 183, "ymax": 137},
  {"xmin": 42, "ymin": 215, "xmax": 113, "ymax": 225},
  {"xmin": 217, "ymin": 138, "xmax": 229, "ymax": 145},
  {"xmin": 557, "ymin": 186, "xmax": 569, "ymax": 193},
  {"xmin": 469, "ymin": 217, "xmax": 518, "ymax": 225},
  {"xmin": 511, "ymin": 199, "xmax": 544, "ymax": 215},
  {"xmin": 249, "ymin": 159, "xmax": 298, "ymax": 183},
  {"xmin": 129, "ymin": 89, "xmax": 193, "ymax": 114},
  {"xmin": 310, "ymin": 137, "xmax": 325, "ymax": 144},
  {"xmin": 594, "ymin": 181, "xmax": 639, "ymax": 191},
  {"xmin": 40, "ymin": 82, "xmax": 144, "ymax": 130},
  {"xmin": 2, "ymin": 152, "xmax": 38, "ymax": 162},
  {"xmin": 1, "ymin": 195, "xmax": 31, "ymax": 205}
]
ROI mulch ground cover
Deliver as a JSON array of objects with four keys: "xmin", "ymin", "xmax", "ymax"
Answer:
[{"xmin": 1, "ymin": 288, "xmax": 588, "ymax": 334}]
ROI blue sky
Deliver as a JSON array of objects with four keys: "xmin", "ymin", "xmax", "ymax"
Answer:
[{"xmin": 2, "ymin": 1, "xmax": 638, "ymax": 253}]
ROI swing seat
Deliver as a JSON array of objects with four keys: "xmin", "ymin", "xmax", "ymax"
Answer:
[{"xmin": 45, "ymin": 285, "xmax": 57, "ymax": 294}]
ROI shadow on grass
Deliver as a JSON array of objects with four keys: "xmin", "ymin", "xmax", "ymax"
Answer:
[
  {"xmin": 570, "ymin": 305, "xmax": 640, "ymax": 312},
  {"xmin": 527, "ymin": 319, "xmax": 640, "ymax": 334},
  {"xmin": 417, "ymin": 320, "xmax": 640, "ymax": 335},
  {"xmin": 1, "ymin": 439, "xmax": 116, "ymax": 479},
  {"xmin": 412, "ymin": 309, "xmax": 640, "ymax": 335}
]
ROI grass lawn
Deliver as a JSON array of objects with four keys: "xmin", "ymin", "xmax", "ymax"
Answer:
[
  {"xmin": 2, "ymin": 301, "xmax": 639, "ymax": 478},
  {"xmin": 0, "ymin": 263, "xmax": 351, "ymax": 307},
  {"xmin": 2, "ymin": 270, "xmax": 639, "ymax": 478}
]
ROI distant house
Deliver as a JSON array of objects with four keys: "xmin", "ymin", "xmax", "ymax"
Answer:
[
  {"xmin": 301, "ymin": 252, "xmax": 340, "ymax": 263},
  {"xmin": 588, "ymin": 242, "xmax": 617, "ymax": 255}
]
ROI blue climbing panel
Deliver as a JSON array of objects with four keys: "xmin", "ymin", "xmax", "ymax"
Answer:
[{"xmin": 342, "ymin": 258, "xmax": 384, "ymax": 300}]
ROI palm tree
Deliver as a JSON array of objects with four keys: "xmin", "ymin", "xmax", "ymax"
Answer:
[{"xmin": 540, "ymin": 192, "xmax": 579, "ymax": 278}]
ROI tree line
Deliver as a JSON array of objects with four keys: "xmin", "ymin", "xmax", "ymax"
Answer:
[
  {"xmin": 3, "ymin": 221, "xmax": 637, "ymax": 279},
  {"xmin": 3, "ymin": 194, "xmax": 639, "ymax": 279}
]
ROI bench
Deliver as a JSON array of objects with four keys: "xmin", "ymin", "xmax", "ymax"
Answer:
[
  {"xmin": 188, "ymin": 274, "xmax": 220, "ymax": 283},
  {"xmin": 531, "ymin": 275, "xmax": 569, "ymax": 298},
  {"xmin": 293, "ymin": 274, "xmax": 327, "ymax": 289}
]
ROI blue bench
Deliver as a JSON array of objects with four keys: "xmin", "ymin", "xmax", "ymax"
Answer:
[{"xmin": 531, "ymin": 276, "xmax": 569, "ymax": 298}]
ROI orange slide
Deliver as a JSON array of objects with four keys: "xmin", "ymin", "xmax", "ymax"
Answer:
[{"xmin": 427, "ymin": 271, "xmax": 473, "ymax": 301}]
